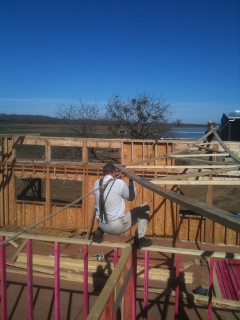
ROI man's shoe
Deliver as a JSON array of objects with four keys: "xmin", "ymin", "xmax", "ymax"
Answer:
[
  {"xmin": 92, "ymin": 227, "xmax": 104, "ymax": 243},
  {"xmin": 132, "ymin": 237, "xmax": 152, "ymax": 249}
]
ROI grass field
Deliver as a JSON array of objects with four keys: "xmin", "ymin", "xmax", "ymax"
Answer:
[{"xmin": 0, "ymin": 123, "xmax": 111, "ymax": 138}]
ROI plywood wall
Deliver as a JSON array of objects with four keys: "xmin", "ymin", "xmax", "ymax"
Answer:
[{"xmin": 0, "ymin": 135, "xmax": 239, "ymax": 245}]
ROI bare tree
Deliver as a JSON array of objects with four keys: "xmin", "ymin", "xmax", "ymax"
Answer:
[
  {"xmin": 56, "ymin": 100, "xmax": 102, "ymax": 137},
  {"xmin": 106, "ymin": 93, "xmax": 172, "ymax": 139}
]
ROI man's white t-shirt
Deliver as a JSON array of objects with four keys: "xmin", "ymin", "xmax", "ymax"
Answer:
[{"xmin": 93, "ymin": 175, "xmax": 135, "ymax": 222}]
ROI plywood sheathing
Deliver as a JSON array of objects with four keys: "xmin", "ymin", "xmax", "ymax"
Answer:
[{"xmin": 1, "ymin": 135, "xmax": 240, "ymax": 245}]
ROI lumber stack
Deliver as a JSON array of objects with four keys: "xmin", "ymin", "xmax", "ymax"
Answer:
[{"xmin": 7, "ymin": 253, "xmax": 194, "ymax": 284}]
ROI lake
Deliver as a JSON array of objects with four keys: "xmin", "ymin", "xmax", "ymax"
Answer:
[{"xmin": 163, "ymin": 127, "xmax": 205, "ymax": 140}]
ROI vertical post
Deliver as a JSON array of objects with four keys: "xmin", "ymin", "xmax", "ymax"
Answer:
[
  {"xmin": 27, "ymin": 239, "xmax": 33, "ymax": 320},
  {"xmin": 84, "ymin": 245, "xmax": 89, "ymax": 320},
  {"xmin": 45, "ymin": 166, "xmax": 51, "ymax": 227},
  {"xmin": 45, "ymin": 144, "xmax": 51, "ymax": 162},
  {"xmin": 206, "ymin": 175, "xmax": 213, "ymax": 243},
  {"xmin": 114, "ymin": 248, "xmax": 118, "ymax": 267},
  {"xmin": 0, "ymin": 138, "xmax": 4, "ymax": 227},
  {"xmin": 208, "ymin": 257, "xmax": 214, "ymax": 320},
  {"xmin": 101, "ymin": 294, "xmax": 114, "ymax": 319},
  {"xmin": 174, "ymin": 253, "xmax": 180, "ymax": 319},
  {"xmin": 124, "ymin": 249, "xmax": 134, "ymax": 320},
  {"xmin": 82, "ymin": 141, "xmax": 88, "ymax": 164},
  {"xmin": 114, "ymin": 248, "xmax": 118, "ymax": 320},
  {"xmin": 0, "ymin": 236, "xmax": 7, "ymax": 320},
  {"xmin": 54, "ymin": 242, "xmax": 60, "ymax": 320},
  {"xmin": 132, "ymin": 249, "xmax": 137, "ymax": 320},
  {"xmin": 143, "ymin": 250, "xmax": 149, "ymax": 320}
]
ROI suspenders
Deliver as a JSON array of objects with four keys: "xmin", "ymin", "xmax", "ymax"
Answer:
[{"xmin": 99, "ymin": 178, "xmax": 115, "ymax": 223}]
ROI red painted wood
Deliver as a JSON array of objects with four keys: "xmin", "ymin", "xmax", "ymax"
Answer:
[
  {"xmin": 143, "ymin": 250, "xmax": 149, "ymax": 320},
  {"xmin": 54, "ymin": 242, "xmax": 60, "ymax": 320},
  {"xmin": 84, "ymin": 245, "xmax": 89, "ymax": 319},
  {"xmin": 174, "ymin": 254, "xmax": 180, "ymax": 320},
  {"xmin": 27, "ymin": 239, "xmax": 33, "ymax": 320},
  {"xmin": 132, "ymin": 249, "xmax": 137, "ymax": 320},
  {"xmin": 101, "ymin": 293, "xmax": 114, "ymax": 320},
  {"xmin": 124, "ymin": 252, "xmax": 133, "ymax": 320},
  {"xmin": 225, "ymin": 259, "xmax": 239, "ymax": 300},
  {"xmin": 0, "ymin": 236, "xmax": 7, "ymax": 320},
  {"xmin": 218, "ymin": 261, "xmax": 232, "ymax": 299},
  {"xmin": 207, "ymin": 257, "xmax": 214, "ymax": 320}
]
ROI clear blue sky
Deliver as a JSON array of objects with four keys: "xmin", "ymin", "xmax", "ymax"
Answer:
[{"xmin": 0, "ymin": 0, "xmax": 239, "ymax": 124}]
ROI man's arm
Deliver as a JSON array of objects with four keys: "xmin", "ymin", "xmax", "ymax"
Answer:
[
  {"xmin": 128, "ymin": 179, "xmax": 135, "ymax": 201},
  {"xmin": 121, "ymin": 178, "xmax": 136, "ymax": 201}
]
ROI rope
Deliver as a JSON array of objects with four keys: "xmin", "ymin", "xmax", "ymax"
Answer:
[{"xmin": 0, "ymin": 173, "xmax": 121, "ymax": 246}]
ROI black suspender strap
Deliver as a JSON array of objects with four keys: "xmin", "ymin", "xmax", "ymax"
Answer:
[
  {"xmin": 99, "ymin": 179, "xmax": 108, "ymax": 223},
  {"xmin": 98, "ymin": 178, "xmax": 115, "ymax": 223}
]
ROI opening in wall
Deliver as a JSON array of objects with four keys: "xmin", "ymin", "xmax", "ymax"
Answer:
[
  {"xmin": 16, "ymin": 178, "xmax": 46, "ymax": 202},
  {"xmin": 15, "ymin": 145, "xmax": 45, "ymax": 161},
  {"xmin": 51, "ymin": 179, "xmax": 82, "ymax": 205},
  {"xmin": 88, "ymin": 147, "xmax": 121, "ymax": 163},
  {"xmin": 51, "ymin": 146, "xmax": 82, "ymax": 162}
]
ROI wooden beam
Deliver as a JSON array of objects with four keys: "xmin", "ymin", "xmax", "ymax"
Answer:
[
  {"xmin": 150, "ymin": 180, "xmax": 240, "ymax": 185},
  {"xmin": 87, "ymin": 246, "xmax": 132, "ymax": 319},
  {"xmin": 169, "ymin": 153, "xmax": 229, "ymax": 158},
  {"xmin": 213, "ymin": 131, "xmax": 240, "ymax": 164},
  {"xmin": 116, "ymin": 164, "xmax": 240, "ymax": 233},
  {"xmin": 126, "ymin": 165, "xmax": 238, "ymax": 169},
  {"xmin": 151, "ymin": 166, "xmax": 240, "ymax": 181},
  {"xmin": 10, "ymin": 239, "xmax": 27, "ymax": 261}
]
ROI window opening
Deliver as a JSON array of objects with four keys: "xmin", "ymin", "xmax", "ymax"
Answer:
[
  {"xmin": 15, "ymin": 145, "xmax": 45, "ymax": 161},
  {"xmin": 88, "ymin": 148, "xmax": 121, "ymax": 163},
  {"xmin": 51, "ymin": 146, "xmax": 82, "ymax": 162},
  {"xmin": 51, "ymin": 179, "xmax": 82, "ymax": 205},
  {"xmin": 16, "ymin": 178, "xmax": 46, "ymax": 202}
]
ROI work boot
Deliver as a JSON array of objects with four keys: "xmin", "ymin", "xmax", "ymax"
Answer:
[
  {"xmin": 132, "ymin": 236, "xmax": 152, "ymax": 249},
  {"xmin": 92, "ymin": 227, "xmax": 104, "ymax": 243}
]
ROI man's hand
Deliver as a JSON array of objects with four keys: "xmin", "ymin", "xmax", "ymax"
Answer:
[{"xmin": 120, "ymin": 169, "xmax": 135, "ymax": 179}]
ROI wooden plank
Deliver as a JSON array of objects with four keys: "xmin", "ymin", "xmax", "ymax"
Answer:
[
  {"xmin": 169, "ymin": 153, "xmax": 229, "ymax": 158},
  {"xmin": 7, "ymin": 240, "xmax": 19, "ymax": 248},
  {"xmin": 150, "ymin": 180, "xmax": 240, "ymax": 185},
  {"xmin": 138, "ymin": 287, "xmax": 240, "ymax": 308},
  {"xmin": 6, "ymin": 265, "xmax": 105, "ymax": 284},
  {"xmin": 213, "ymin": 263, "xmax": 222, "ymax": 299},
  {"xmin": 16, "ymin": 253, "xmax": 193, "ymax": 282},
  {"xmin": 151, "ymin": 166, "xmax": 240, "ymax": 181},
  {"xmin": 115, "ymin": 165, "xmax": 240, "ymax": 232},
  {"xmin": 213, "ymin": 131, "xmax": 240, "ymax": 164},
  {"xmin": 214, "ymin": 261, "xmax": 226, "ymax": 299},
  {"xmin": 87, "ymin": 246, "xmax": 132, "ymax": 319},
  {"xmin": 10, "ymin": 239, "xmax": 27, "ymax": 262},
  {"xmin": 127, "ymin": 165, "xmax": 238, "ymax": 169}
]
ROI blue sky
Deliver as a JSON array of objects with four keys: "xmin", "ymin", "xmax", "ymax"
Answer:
[{"xmin": 0, "ymin": 0, "xmax": 239, "ymax": 124}]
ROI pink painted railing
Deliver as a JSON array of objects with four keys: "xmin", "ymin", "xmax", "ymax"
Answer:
[
  {"xmin": 0, "ymin": 234, "xmax": 134, "ymax": 320},
  {"xmin": 0, "ymin": 236, "xmax": 7, "ymax": 320},
  {"xmin": 1, "ymin": 233, "xmax": 240, "ymax": 319}
]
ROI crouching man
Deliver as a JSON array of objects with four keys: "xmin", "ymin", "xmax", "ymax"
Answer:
[{"xmin": 92, "ymin": 163, "xmax": 152, "ymax": 249}]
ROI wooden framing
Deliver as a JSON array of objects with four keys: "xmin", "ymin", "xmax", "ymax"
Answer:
[
  {"xmin": 1, "ymin": 232, "xmax": 240, "ymax": 319},
  {"xmin": 0, "ymin": 133, "xmax": 239, "ymax": 245}
]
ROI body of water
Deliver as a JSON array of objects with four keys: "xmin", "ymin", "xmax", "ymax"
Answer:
[{"xmin": 163, "ymin": 127, "xmax": 206, "ymax": 140}]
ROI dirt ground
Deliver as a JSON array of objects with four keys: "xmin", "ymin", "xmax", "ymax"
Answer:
[{"xmin": 180, "ymin": 185, "xmax": 240, "ymax": 215}]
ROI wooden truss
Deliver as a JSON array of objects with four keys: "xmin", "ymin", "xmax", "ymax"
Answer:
[{"xmin": 117, "ymin": 129, "xmax": 240, "ymax": 233}]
